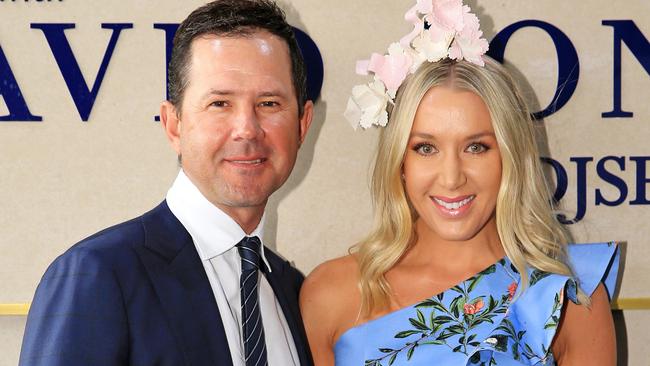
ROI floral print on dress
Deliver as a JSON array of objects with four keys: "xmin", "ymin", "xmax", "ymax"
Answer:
[
  {"xmin": 334, "ymin": 243, "xmax": 620, "ymax": 366},
  {"xmin": 364, "ymin": 259, "xmax": 516, "ymax": 365}
]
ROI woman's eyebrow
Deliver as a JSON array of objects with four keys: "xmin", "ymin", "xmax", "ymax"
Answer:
[{"xmin": 465, "ymin": 132, "xmax": 496, "ymax": 140}]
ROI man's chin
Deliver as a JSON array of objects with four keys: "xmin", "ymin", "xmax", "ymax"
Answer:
[{"xmin": 214, "ymin": 189, "xmax": 273, "ymax": 209}]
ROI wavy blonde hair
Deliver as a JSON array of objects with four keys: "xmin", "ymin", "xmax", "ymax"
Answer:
[{"xmin": 353, "ymin": 57, "xmax": 586, "ymax": 316}]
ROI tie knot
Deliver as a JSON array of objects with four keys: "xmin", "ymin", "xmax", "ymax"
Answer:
[{"xmin": 236, "ymin": 236, "xmax": 262, "ymax": 272}]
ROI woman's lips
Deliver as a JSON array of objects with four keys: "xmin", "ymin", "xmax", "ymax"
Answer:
[{"xmin": 430, "ymin": 195, "xmax": 476, "ymax": 217}]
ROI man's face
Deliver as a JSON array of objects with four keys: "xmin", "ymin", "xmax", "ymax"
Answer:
[{"xmin": 162, "ymin": 31, "xmax": 312, "ymax": 226}]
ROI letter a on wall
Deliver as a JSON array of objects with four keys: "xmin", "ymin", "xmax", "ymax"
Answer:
[{"xmin": 0, "ymin": 45, "xmax": 42, "ymax": 122}]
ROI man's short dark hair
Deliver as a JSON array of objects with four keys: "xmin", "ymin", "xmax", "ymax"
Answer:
[{"xmin": 168, "ymin": 0, "xmax": 308, "ymax": 116}]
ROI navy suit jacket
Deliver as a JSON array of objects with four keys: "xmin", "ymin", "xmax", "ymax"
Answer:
[{"xmin": 19, "ymin": 201, "xmax": 313, "ymax": 366}]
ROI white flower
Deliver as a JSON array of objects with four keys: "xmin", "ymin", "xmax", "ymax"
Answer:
[
  {"xmin": 343, "ymin": 80, "xmax": 390, "ymax": 129},
  {"xmin": 344, "ymin": 0, "xmax": 490, "ymax": 130},
  {"xmin": 412, "ymin": 29, "xmax": 454, "ymax": 62},
  {"xmin": 404, "ymin": 46, "xmax": 426, "ymax": 74},
  {"xmin": 484, "ymin": 337, "xmax": 498, "ymax": 345}
]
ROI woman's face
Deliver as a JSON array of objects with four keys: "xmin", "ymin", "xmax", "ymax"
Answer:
[{"xmin": 403, "ymin": 86, "xmax": 502, "ymax": 242}]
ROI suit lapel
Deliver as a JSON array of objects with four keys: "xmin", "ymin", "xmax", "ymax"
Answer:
[
  {"xmin": 265, "ymin": 256, "xmax": 313, "ymax": 366},
  {"xmin": 135, "ymin": 202, "xmax": 233, "ymax": 366}
]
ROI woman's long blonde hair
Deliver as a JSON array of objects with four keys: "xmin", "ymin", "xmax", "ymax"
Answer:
[{"xmin": 353, "ymin": 57, "xmax": 585, "ymax": 316}]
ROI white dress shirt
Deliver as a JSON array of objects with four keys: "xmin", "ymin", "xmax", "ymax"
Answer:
[{"xmin": 166, "ymin": 170, "xmax": 299, "ymax": 366}]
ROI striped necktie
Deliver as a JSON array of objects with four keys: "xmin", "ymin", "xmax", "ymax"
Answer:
[{"xmin": 236, "ymin": 236, "xmax": 268, "ymax": 366}]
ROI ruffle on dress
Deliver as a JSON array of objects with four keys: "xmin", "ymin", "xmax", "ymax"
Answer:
[{"xmin": 466, "ymin": 242, "xmax": 620, "ymax": 366}]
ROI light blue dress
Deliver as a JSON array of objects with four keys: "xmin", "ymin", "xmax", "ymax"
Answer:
[{"xmin": 334, "ymin": 242, "xmax": 619, "ymax": 365}]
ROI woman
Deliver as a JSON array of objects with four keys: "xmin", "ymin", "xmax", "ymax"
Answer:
[{"xmin": 300, "ymin": 1, "xmax": 619, "ymax": 365}]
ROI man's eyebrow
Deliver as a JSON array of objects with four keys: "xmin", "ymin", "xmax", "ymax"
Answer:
[
  {"xmin": 200, "ymin": 89, "xmax": 234, "ymax": 100},
  {"xmin": 199, "ymin": 89, "xmax": 289, "ymax": 99},
  {"xmin": 258, "ymin": 90, "xmax": 287, "ymax": 98}
]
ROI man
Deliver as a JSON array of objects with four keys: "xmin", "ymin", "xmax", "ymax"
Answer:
[{"xmin": 19, "ymin": 1, "xmax": 314, "ymax": 365}]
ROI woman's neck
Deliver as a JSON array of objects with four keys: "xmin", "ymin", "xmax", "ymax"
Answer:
[{"xmin": 401, "ymin": 216, "xmax": 505, "ymax": 275}]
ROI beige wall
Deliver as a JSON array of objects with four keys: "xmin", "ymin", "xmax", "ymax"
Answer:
[{"xmin": 0, "ymin": 0, "xmax": 648, "ymax": 365}]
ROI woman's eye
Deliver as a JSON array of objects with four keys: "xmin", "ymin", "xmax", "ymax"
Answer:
[
  {"xmin": 415, "ymin": 143, "xmax": 436, "ymax": 155},
  {"xmin": 466, "ymin": 143, "xmax": 488, "ymax": 154}
]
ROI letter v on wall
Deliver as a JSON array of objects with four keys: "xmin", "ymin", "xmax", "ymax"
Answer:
[{"xmin": 31, "ymin": 23, "xmax": 133, "ymax": 121}]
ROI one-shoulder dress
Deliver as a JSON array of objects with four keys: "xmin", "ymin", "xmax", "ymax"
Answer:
[{"xmin": 334, "ymin": 242, "xmax": 620, "ymax": 365}]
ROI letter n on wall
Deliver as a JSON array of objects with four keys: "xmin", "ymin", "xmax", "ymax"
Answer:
[{"xmin": 602, "ymin": 20, "xmax": 650, "ymax": 118}]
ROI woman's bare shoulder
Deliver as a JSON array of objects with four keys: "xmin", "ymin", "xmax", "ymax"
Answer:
[
  {"xmin": 300, "ymin": 254, "xmax": 362, "ymax": 346},
  {"xmin": 301, "ymin": 254, "xmax": 360, "ymax": 303}
]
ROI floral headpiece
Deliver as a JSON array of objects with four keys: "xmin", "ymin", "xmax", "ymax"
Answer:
[{"xmin": 344, "ymin": 0, "xmax": 489, "ymax": 130}]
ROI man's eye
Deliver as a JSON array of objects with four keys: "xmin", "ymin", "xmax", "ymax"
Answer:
[
  {"xmin": 259, "ymin": 101, "xmax": 279, "ymax": 107},
  {"xmin": 414, "ymin": 143, "xmax": 436, "ymax": 155},
  {"xmin": 466, "ymin": 143, "xmax": 488, "ymax": 154},
  {"xmin": 210, "ymin": 101, "xmax": 227, "ymax": 107}
]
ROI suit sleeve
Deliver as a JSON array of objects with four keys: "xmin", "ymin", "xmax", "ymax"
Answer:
[{"xmin": 19, "ymin": 247, "xmax": 129, "ymax": 366}]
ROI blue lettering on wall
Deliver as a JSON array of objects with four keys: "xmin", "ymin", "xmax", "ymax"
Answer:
[
  {"xmin": 541, "ymin": 157, "xmax": 568, "ymax": 203},
  {"xmin": 31, "ymin": 23, "xmax": 133, "ymax": 121},
  {"xmin": 3, "ymin": 20, "xmax": 644, "ymax": 123},
  {"xmin": 542, "ymin": 155, "xmax": 650, "ymax": 224},
  {"xmin": 630, "ymin": 156, "xmax": 650, "ymax": 205},
  {"xmin": 565, "ymin": 157, "xmax": 592, "ymax": 224},
  {"xmin": 595, "ymin": 156, "xmax": 627, "ymax": 206},
  {"xmin": 601, "ymin": 20, "xmax": 650, "ymax": 118},
  {"xmin": 0, "ymin": 45, "xmax": 42, "ymax": 121},
  {"xmin": 488, "ymin": 20, "xmax": 580, "ymax": 120},
  {"xmin": 293, "ymin": 27, "xmax": 324, "ymax": 103},
  {"xmin": 153, "ymin": 23, "xmax": 179, "ymax": 122}
]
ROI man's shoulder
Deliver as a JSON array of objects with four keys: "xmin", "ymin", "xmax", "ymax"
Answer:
[
  {"xmin": 75, "ymin": 215, "xmax": 144, "ymax": 250},
  {"xmin": 44, "ymin": 217, "xmax": 141, "ymax": 280},
  {"xmin": 47, "ymin": 202, "xmax": 173, "ymax": 274}
]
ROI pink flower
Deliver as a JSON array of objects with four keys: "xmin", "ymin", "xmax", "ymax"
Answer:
[
  {"xmin": 366, "ymin": 43, "xmax": 413, "ymax": 95},
  {"xmin": 448, "ymin": 8, "xmax": 488, "ymax": 66},
  {"xmin": 431, "ymin": 0, "xmax": 465, "ymax": 32},
  {"xmin": 404, "ymin": 0, "xmax": 433, "ymax": 23},
  {"xmin": 345, "ymin": 0, "xmax": 491, "ymax": 130},
  {"xmin": 448, "ymin": 34, "xmax": 489, "ymax": 66},
  {"xmin": 508, "ymin": 282, "xmax": 518, "ymax": 300},
  {"xmin": 458, "ymin": 8, "xmax": 480, "ymax": 38},
  {"xmin": 463, "ymin": 298, "xmax": 484, "ymax": 315},
  {"xmin": 416, "ymin": 0, "xmax": 433, "ymax": 14},
  {"xmin": 401, "ymin": 0, "xmax": 434, "ymax": 45}
]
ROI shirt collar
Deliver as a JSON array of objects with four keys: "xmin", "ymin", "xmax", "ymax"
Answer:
[{"xmin": 166, "ymin": 170, "xmax": 272, "ymax": 272}]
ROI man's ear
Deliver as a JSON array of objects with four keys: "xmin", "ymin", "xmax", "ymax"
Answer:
[
  {"xmin": 298, "ymin": 100, "xmax": 314, "ymax": 146},
  {"xmin": 160, "ymin": 101, "xmax": 182, "ymax": 155}
]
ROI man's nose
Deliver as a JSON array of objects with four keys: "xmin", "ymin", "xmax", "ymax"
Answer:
[{"xmin": 231, "ymin": 104, "xmax": 263, "ymax": 140}]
